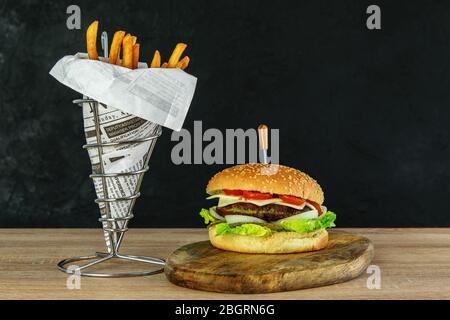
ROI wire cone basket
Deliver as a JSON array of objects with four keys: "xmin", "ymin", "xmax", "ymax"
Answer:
[{"xmin": 57, "ymin": 98, "xmax": 165, "ymax": 277}]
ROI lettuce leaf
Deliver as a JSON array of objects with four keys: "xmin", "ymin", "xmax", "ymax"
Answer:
[
  {"xmin": 199, "ymin": 208, "xmax": 218, "ymax": 224},
  {"xmin": 280, "ymin": 211, "xmax": 336, "ymax": 233},
  {"xmin": 280, "ymin": 219, "xmax": 319, "ymax": 233},
  {"xmin": 215, "ymin": 222, "xmax": 272, "ymax": 237},
  {"xmin": 200, "ymin": 207, "xmax": 337, "ymax": 236},
  {"xmin": 318, "ymin": 211, "xmax": 337, "ymax": 229}
]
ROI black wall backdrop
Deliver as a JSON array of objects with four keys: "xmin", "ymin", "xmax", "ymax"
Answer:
[{"xmin": 0, "ymin": 0, "xmax": 449, "ymax": 228}]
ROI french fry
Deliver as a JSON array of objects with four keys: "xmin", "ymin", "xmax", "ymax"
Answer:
[
  {"xmin": 130, "ymin": 35, "xmax": 137, "ymax": 46},
  {"xmin": 168, "ymin": 43, "xmax": 187, "ymax": 67},
  {"xmin": 86, "ymin": 21, "xmax": 99, "ymax": 60},
  {"xmin": 132, "ymin": 43, "xmax": 140, "ymax": 69},
  {"xmin": 86, "ymin": 20, "xmax": 191, "ymax": 71},
  {"xmin": 116, "ymin": 46, "xmax": 122, "ymax": 65},
  {"xmin": 151, "ymin": 50, "xmax": 161, "ymax": 68},
  {"xmin": 122, "ymin": 34, "xmax": 133, "ymax": 69},
  {"xmin": 108, "ymin": 31, "xmax": 126, "ymax": 64},
  {"xmin": 181, "ymin": 56, "xmax": 190, "ymax": 70},
  {"xmin": 176, "ymin": 56, "xmax": 190, "ymax": 70}
]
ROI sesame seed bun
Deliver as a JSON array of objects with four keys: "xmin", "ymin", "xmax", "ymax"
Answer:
[
  {"xmin": 208, "ymin": 225, "xmax": 328, "ymax": 253},
  {"xmin": 206, "ymin": 164, "xmax": 324, "ymax": 205}
]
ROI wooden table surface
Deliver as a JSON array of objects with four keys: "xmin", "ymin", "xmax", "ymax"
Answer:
[{"xmin": 0, "ymin": 228, "xmax": 449, "ymax": 300}]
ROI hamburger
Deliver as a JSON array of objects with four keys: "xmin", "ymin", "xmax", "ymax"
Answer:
[{"xmin": 199, "ymin": 163, "xmax": 336, "ymax": 253}]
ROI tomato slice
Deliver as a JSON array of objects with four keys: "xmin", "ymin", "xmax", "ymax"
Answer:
[
  {"xmin": 279, "ymin": 195, "xmax": 306, "ymax": 206},
  {"xmin": 306, "ymin": 199, "xmax": 322, "ymax": 215},
  {"xmin": 242, "ymin": 190, "xmax": 273, "ymax": 200},
  {"xmin": 223, "ymin": 189, "xmax": 243, "ymax": 196}
]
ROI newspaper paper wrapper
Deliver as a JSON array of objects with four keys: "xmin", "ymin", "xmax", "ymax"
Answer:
[
  {"xmin": 82, "ymin": 101, "xmax": 160, "ymax": 252},
  {"xmin": 49, "ymin": 53, "xmax": 197, "ymax": 251},
  {"xmin": 49, "ymin": 53, "xmax": 197, "ymax": 131}
]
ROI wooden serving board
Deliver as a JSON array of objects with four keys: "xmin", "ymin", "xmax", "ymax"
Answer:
[{"xmin": 164, "ymin": 231, "xmax": 374, "ymax": 294}]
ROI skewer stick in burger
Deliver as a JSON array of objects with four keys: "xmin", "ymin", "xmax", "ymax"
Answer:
[{"xmin": 199, "ymin": 164, "xmax": 336, "ymax": 253}]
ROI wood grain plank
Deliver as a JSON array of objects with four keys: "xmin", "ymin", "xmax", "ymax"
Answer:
[{"xmin": 0, "ymin": 228, "xmax": 449, "ymax": 299}]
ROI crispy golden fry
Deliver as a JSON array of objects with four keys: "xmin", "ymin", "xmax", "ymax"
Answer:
[
  {"xmin": 86, "ymin": 21, "xmax": 99, "ymax": 60},
  {"xmin": 122, "ymin": 34, "xmax": 133, "ymax": 69},
  {"xmin": 108, "ymin": 31, "xmax": 125, "ymax": 64},
  {"xmin": 132, "ymin": 43, "xmax": 140, "ymax": 69},
  {"xmin": 150, "ymin": 50, "xmax": 161, "ymax": 68},
  {"xmin": 116, "ymin": 46, "xmax": 122, "ymax": 65},
  {"xmin": 181, "ymin": 56, "xmax": 190, "ymax": 70},
  {"xmin": 131, "ymin": 36, "xmax": 137, "ymax": 46},
  {"xmin": 176, "ymin": 56, "xmax": 190, "ymax": 70},
  {"xmin": 87, "ymin": 20, "xmax": 191, "ymax": 71},
  {"xmin": 168, "ymin": 43, "xmax": 187, "ymax": 67}
]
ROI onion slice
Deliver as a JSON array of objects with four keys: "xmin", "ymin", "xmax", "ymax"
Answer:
[
  {"xmin": 209, "ymin": 207, "xmax": 225, "ymax": 221},
  {"xmin": 224, "ymin": 215, "xmax": 267, "ymax": 224},
  {"xmin": 273, "ymin": 209, "xmax": 318, "ymax": 224}
]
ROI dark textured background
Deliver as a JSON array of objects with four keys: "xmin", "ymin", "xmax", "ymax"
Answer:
[{"xmin": 0, "ymin": 0, "xmax": 449, "ymax": 228}]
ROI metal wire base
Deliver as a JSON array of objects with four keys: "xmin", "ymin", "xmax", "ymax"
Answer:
[
  {"xmin": 57, "ymin": 252, "xmax": 165, "ymax": 278},
  {"xmin": 57, "ymin": 98, "xmax": 165, "ymax": 278}
]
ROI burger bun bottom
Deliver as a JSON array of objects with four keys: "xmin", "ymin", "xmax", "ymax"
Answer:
[{"xmin": 208, "ymin": 225, "xmax": 329, "ymax": 254}]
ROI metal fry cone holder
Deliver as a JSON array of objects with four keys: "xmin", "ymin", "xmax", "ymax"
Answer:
[{"xmin": 57, "ymin": 98, "xmax": 165, "ymax": 277}]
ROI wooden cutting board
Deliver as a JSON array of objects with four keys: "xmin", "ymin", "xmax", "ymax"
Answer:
[{"xmin": 164, "ymin": 231, "xmax": 374, "ymax": 293}]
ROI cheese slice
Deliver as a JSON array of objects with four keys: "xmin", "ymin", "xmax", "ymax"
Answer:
[{"xmin": 206, "ymin": 194, "xmax": 307, "ymax": 210}]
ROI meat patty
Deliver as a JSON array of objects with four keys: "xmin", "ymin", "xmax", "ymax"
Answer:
[{"xmin": 216, "ymin": 203, "xmax": 306, "ymax": 221}]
